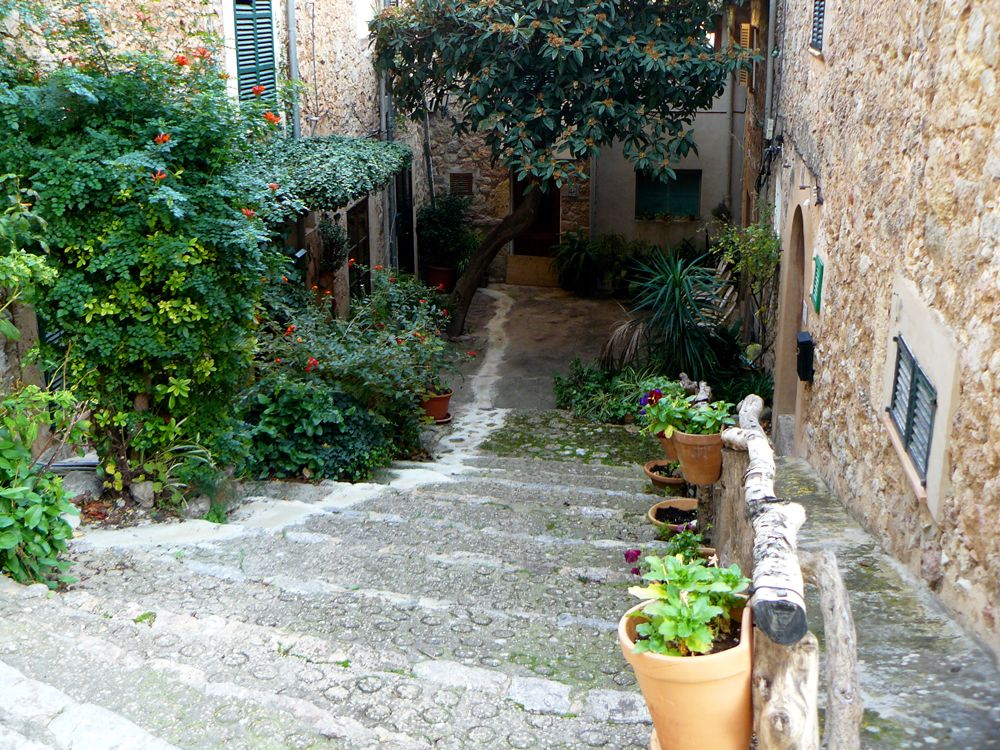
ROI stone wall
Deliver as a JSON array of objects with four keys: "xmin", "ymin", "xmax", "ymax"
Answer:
[{"xmin": 770, "ymin": 0, "xmax": 1000, "ymax": 653}]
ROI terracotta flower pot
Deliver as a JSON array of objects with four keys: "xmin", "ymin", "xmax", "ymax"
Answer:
[
  {"xmin": 646, "ymin": 497, "xmax": 698, "ymax": 535},
  {"xmin": 619, "ymin": 601, "xmax": 753, "ymax": 750},
  {"xmin": 642, "ymin": 460, "xmax": 685, "ymax": 492},
  {"xmin": 424, "ymin": 265, "xmax": 457, "ymax": 293},
  {"xmin": 655, "ymin": 431, "xmax": 678, "ymax": 461},
  {"xmin": 420, "ymin": 391, "xmax": 453, "ymax": 422},
  {"xmin": 672, "ymin": 430, "xmax": 723, "ymax": 485}
]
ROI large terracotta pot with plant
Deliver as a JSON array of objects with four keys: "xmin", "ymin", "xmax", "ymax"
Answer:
[
  {"xmin": 619, "ymin": 554, "xmax": 753, "ymax": 750},
  {"xmin": 671, "ymin": 400, "xmax": 735, "ymax": 486}
]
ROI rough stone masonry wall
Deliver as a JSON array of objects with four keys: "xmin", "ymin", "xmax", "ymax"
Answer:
[{"xmin": 776, "ymin": 0, "xmax": 1000, "ymax": 651}]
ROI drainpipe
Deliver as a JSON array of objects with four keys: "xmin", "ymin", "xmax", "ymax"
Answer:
[
  {"xmin": 725, "ymin": 7, "xmax": 736, "ymax": 224},
  {"xmin": 763, "ymin": 0, "xmax": 778, "ymax": 140},
  {"xmin": 422, "ymin": 111, "xmax": 435, "ymax": 208},
  {"xmin": 286, "ymin": 0, "xmax": 302, "ymax": 139}
]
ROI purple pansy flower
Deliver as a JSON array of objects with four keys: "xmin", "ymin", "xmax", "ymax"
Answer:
[
  {"xmin": 624, "ymin": 549, "xmax": 641, "ymax": 564},
  {"xmin": 630, "ymin": 567, "xmax": 641, "ymax": 576}
]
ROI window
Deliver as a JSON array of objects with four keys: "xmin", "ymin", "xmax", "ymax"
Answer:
[
  {"xmin": 449, "ymin": 172, "xmax": 474, "ymax": 196},
  {"xmin": 888, "ymin": 336, "xmax": 937, "ymax": 483},
  {"xmin": 234, "ymin": 0, "xmax": 276, "ymax": 100},
  {"xmin": 635, "ymin": 170, "xmax": 702, "ymax": 220},
  {"xmin": 810, "ymin": 0, "xmax": 826, "ymax": 52}
]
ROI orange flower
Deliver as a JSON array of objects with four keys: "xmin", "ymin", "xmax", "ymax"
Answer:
[
  {"xmin": 241, "ymin": 207, "xmax": 256, "ymax": 218},
  {"xmin": 263, "ymin": 111, "xmax": 281, "ymax": 125},
  {"xmin": 252, "ymin": 85, "xmax": 266, "ymax": 97},
  {"xmin": 281, "ymin": 275, "xmax": 288, "ymax": 283},
  {"xmin": 219, "ymin": 72, "xmax": 230, "ymax": 80},
  {"xmin": 193, "ymin": 47, "xmax": 212, "ymax": 60},
  {"xmin": 173, "ymin": 54, "xmax": 189, "ymax": 66},
  {"xmin": 311, "ymin": 285, "xmax": 319, "ymax": 291},
  {"xmin": 153, "ymin": 132, "xmax": 170, "ymax": 145},
  {"xmin": 267, "ymin": 182, "xmax": 280, "ymax": 191},
  {"xmin": 285, "ymin": 324, "xmax": 296, "ymax": 336},
  {"xmin": 151, "ymin": 169, "xmax": 167, "ymax": 182}
]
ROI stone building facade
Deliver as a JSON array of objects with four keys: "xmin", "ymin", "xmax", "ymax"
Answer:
[{"xmin": 762, "ymin": 0, "xmax": 1000, "ymax": 653}]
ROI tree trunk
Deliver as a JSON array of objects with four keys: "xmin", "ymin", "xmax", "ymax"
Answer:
[{"xmin": 446, "ymin": 187, "xmax": 542, "ymax": 337}]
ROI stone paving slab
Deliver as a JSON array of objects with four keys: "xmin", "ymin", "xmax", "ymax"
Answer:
[{"xmin": 778, "ymin": 458, "xmax": 1000, "ymax": 750}]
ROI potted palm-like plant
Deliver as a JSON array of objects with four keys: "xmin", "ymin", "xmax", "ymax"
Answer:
[{"xmin": 619, "ymin": 553, "xmax": 752, "ymax": 750}]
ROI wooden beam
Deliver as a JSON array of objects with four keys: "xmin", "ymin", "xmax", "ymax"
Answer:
[{"xmin": 738, "ymin": 395, "xmax": 809, "ymax": 645}]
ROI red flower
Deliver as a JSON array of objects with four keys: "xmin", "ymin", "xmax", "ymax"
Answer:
[
  {"xmin": 151, "ymin": 169, "xmax": 167, "ymax": 182},
  {"xmin": 305, "ymin": 356, "xmax": 319, "ymax": 373},
  {"xmin": 348, "ymin": 258, "xmax": 356, "ymax": 267},
  {"xmin": 631, "ymin": 567, "xmax": 641, "ymax": 576},
  {"xmin": 389, "ymin": 277, "xmax": 395, "ymax": 283},
  {"xmin": 267, "ymin": 182, "xmax": 280, "ymax": 191},
  {"xmin": 437, "ymin": 283, "xmax": 445, "ymax": 290},
  {"xmin": 193, "ymin": 47, "xmax": 212, "ymax": 60},
  {"xmin": 281, "ymin": 275, "xmax": 288, "ymax": 283},
  {"xmin": 466, "ymin": 350, "xmax": 477, "ymax": 357},
  {"xmin": 251, "ymin": 85, "xmax": 266, "ymax": 97},
  {"xmin": 153, "ymin": 132, "xmax": 170, "ymax": 145},
  {"xmin": 263, "ymin": 111, "xmax": 281, "ymax": 125},
  {"xmin": 374, "ymin": 264, "xmax": 383, "ymax": 271},
  {"xmin": 241, "ymin": 207, "xmax": 256, "ymax": 219},
  {"xmin": 284, "ymin": 324, "xmax": 296, "ymax": 336},
  {"xmin": 261, "ymin": 276, "xmax": 268, "ymax": 283},
  {"xmin": 442, "ymin": 308, "xmax": 448, "ymax": 316},
  {"xmin": 418, "ymin": 298, "xmax": 426, "ymax": 304},
  {"xmin": 275, "ymin": 357, "xmax": 282, "ymax": 364},
  {"xmin": 395, "ymin": 338, "xmax": 404, "ymax": 345},
  {"xmin": 173, "ymin": 54, "xmax": 189, "ymax": 66},
  {"xmin": 324, "ymin": 290, "xmax": 332, "ymax": 296}
]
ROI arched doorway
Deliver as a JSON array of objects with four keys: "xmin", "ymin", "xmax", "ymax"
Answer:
[{"xmin": 773, "ymin": 207, "xmax": 806, "ymax": 426}]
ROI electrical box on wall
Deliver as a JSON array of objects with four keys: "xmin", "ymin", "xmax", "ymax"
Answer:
[{"xmin": 796, "ymin": 331, "xmax": 815, "ymax": 383}]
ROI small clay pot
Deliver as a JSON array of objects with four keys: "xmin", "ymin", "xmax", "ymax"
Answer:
[
  {"xmin": 646, "ymin": 497, "xmax": 698, "ymax": 536},
  {"xmin": 655, "ymin": 431, "xmax": 678, "ymax": 461},
  {"xmin": 642, "ymin": 460, "xmax": 685, "ymax": 492},
  {"xmin": 420, "ymin": 391, "xmax": 453, "ymax": 422},
  {"xmin": 673, "ymin": 430, "xmax": 723, "ymax": 485}
]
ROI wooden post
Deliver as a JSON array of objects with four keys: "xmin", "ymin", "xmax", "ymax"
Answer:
[
  {"xmin": 753, "ymin": 631, "xmax": 820, "ymax": 750},
  {"xmin": 800, "ymin": 551, "xmax": 864, "ymax": 750}
]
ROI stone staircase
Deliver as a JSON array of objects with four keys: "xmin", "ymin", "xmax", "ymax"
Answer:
[{"xmin": 0, "ymin": 450, "xmax": 662, "ymax": 750}]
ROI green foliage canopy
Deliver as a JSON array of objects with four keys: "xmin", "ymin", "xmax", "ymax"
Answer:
[{"xmin": 372, "ymin": 0, "xmax": 753, "ymax": 187}]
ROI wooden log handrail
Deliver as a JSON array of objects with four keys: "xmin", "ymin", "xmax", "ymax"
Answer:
[{"xmin": 723, "ymin": 394, "xmax": 808, "ymax": 645}]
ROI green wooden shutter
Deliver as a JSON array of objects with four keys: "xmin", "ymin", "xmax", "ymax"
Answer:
[
  {"xmin": 235, "ymin": 0, "xmax": 276, "ymax": 100},
  {"xmin": 810, "ymin": 0, "xmax": 826, "ymax": 52},
  {"xmin": 889, "ymin": 336, "xmax": 937, "ymax": 482},
  {"xmin": 635, "ymin": 170, "xmax": 702, "ymax": 220}
]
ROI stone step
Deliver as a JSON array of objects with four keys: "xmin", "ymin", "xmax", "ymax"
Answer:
[
  {"xmin": 463, "ymin": 455, "xmax": 650, "ymax": 482},
  {"xmin": 410, "ymin": 477, "xmax": 665, "ymax": 514},
  {"xmin": 72, "ymin": 533, "xmax": 639, "ymax": 696},
  {"xmin": 360, "ymin": 487, "xmax": 659, "ymax": 548},
  {"xmin": 2, "ymin": 578, "xmax": 651, "ymax": 750}
]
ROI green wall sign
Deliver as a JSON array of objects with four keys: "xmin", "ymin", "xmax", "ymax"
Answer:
[{"xmin": 811, "ymin": 255, "xmax": 824, "ymax": 314}]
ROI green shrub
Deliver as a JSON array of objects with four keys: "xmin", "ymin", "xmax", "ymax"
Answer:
[
  {"xmin": 0, "ymin": 386, "xmax": 87, "ymax": 588},
  {"xmin": 0, "ymin": 6, "xmax": 300, "ymax": 500},
  {"xmin": 239, "ymin": 374, "xmax": 393, "ymax": 481},
  {"xmin": 416, "ymin": 195, "xmax": 478, "ymax": 269},
  {"xmin": 554, "ymin": 233, "xmax": 650, "ymax": 297}
]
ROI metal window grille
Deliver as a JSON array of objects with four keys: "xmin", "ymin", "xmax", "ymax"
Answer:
[
  {"xmin": 888, "ymin": 336, "xmax": 937, "ymax": 482},
  {"xmin": 449, "ymin": 172, "xmax": 474, "ymax": 196},
  {"xmin": 235, "ymin": 0, "xmax": 277, "ymax": 101},
  {"xmin": 810, "ymin": 0, "xmax": 826, "ymax": 52}
]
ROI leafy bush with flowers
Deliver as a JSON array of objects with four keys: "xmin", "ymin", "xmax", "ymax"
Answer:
[
  {"xmin": 0, "ymin": 2, "xmax": 303, "ymax": 500},
  {"xmin": 640, "ymin": 390, "xmax": 735, "ymax": 438},
  {"xmin": 239, "ymin": 266, "xmax": 461, "ymax": 479},
  {"xmin": 554, "ymin": 360, "xmax": 686, "ymax": 424}
]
